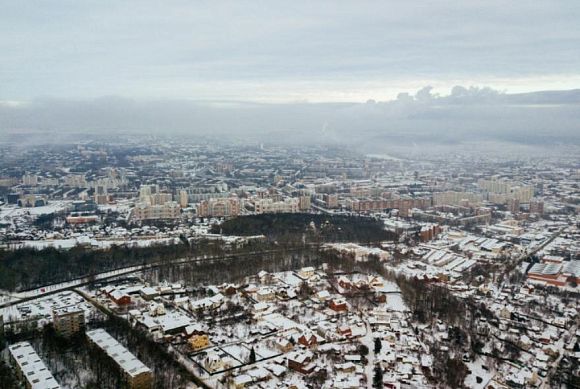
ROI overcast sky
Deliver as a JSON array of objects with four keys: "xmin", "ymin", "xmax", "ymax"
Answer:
[
  {"xmin": 1, "ymin": 1, "xmax": 580, "ymax": 103},
  {"xmin": 1, "ymin": 1, "xmax": 579, "ymax": 148}
]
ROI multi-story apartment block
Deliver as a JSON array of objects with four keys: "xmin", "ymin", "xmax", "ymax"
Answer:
[
  {"xmin": 95, "ymin": 184, "xmax": 109, "ymax": 205},
  {"xmin": 52, "ymin": 307, "xmax": 85, "ymax": 337},
  {"xmin": 8, "ymin": 341, "xmax": 61, "ymax": 389},
  {"xmin": 86, "ymin": 329, "xmax": 153, "ymax": 389},
  {"xmin": 529, "ymin": 199, "xmax": 544, "ymax": 215},
  {"xmin": 132, "ymin": 201, "xmax": 181, "ymax": 221},
  {"xmin": 478, "ymin": 178, "xmax": 534, "ymax": 203},
  {"xmin": 22, "ymin": 174, "xmax": 38, "ymax": 186},
  {"xmin": 196, "ymin": 197, "xmax": 241, "ymax": 217},
  {"xmin": 323, "ymin": 194, "xmax": 339, "ymax": 209},
  {"xmin": 254, "ymin": 198, "xmax": 299, "ymax": 214},
  {"xmin": 179, "ymin": 190, "xmax": 189, "ymax": 208},
  {"xmin": 298, "ymin": 195, "xmax": 311, "ymax": 211},
  {"xmin": 433, "ymin": 191, "xmax": 483, "ymax": 207},
  {"xmin": 346, "ymin": 197, "xmax": 431, "ymax": 216}
]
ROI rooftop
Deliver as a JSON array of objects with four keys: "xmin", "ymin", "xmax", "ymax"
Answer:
[
  {"xmin": 8, "ymin": 341, "xmax": 61, "ymax": 389},
  {"xmin": 86, "ymin": 328, "xmax": 151, "ymax": 377}
]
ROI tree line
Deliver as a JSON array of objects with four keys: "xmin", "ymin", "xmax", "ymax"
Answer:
[
  {"xmin": 213, "ymin": 213, "xmax": 395, "ymax": 244},
  {"xmin": 0, "ymin": 238, "xmax": 285, "ymax": 291},
  {"xmin": 0, "ymin": 214, "xmax": 394, "ymax": 292}
]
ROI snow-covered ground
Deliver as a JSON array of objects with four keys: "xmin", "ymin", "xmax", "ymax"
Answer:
[
  {"xmin": 464, "ymin": 358, "xmax": 495, "ymax": 389},
  {"xmin": 1, "ymin": 290, "xmax": 94, "ymax": 325},
  {"xmin": 15, "ymin": 236, "xmax": 180, "ymax": 250}
]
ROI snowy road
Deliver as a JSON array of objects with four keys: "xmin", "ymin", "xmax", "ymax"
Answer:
[{"xmin": 361, "ymin": 319, "xmax": 375, "ymax": 389}]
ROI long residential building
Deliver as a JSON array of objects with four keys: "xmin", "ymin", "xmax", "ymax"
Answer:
[
  {"xmin": 254, "ymin": 198, "xmax": 299, "ymax": 214},
  {"xmin": 8, "ymin": 341, "xmax": 61, "ymax": 389},
  {"xmin": 197, "ymin": 197, "xmax": 241, "ymax": 217},
  {"xmin": 345, "ymin": 197, "xmax": 431, "ymax": 216},
  {"xmin": 132, "ymin": 201, "xmax": 181, "ymax": 221},
  {"xmin": 433, "ymin": 191, "xmax": 483, "ymax": 207},
  {"xmin": 86, "ymin": 329, "xmax": 153, "ymax": 389},
  {"xmin": 478, "ymin": 178, "xmax": 534, "ymax": 203}
]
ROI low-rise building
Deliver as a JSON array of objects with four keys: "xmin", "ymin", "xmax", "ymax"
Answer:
[
  {"xmin": 286, "ymin": 350, "xmax": 316, "ymax": 374},
  {"xmin": 189, "ymin": 334, "xmax": 211, "ymax": 351}
]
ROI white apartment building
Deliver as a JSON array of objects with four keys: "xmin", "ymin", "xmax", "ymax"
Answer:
[
  {"xmin": 8, "ymin": 342, "xmax": 61, "ymax": 389},
  {"xmin": 132, "ymin": 201, "xmax": 181, "ymax": 221},
  {"xmin": 254, "ymin": 198, "xmax": 299, "ymax": 214}
]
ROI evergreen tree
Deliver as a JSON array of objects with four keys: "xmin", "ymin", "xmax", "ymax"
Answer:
[
  {"xmin": 373, "ymin": 366, "xmax": 383, "ymax": 388},
  {"xmin": 374, "ymin": 338, "xmax": 382, "ymax": 354}
]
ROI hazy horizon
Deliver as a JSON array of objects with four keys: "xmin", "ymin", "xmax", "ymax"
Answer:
[
  {"xmin": 2, "ymin": 86, "xmax": 579, "ymax": 149},
  {"xmin": 1, "ymin": 1, "xmax": 580, "ymax": 148}
]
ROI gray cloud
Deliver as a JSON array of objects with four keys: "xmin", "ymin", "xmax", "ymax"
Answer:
[
  {"xmin": 1, "ymin": 2, "xmax": 579, "ymax": 149},
  {"xmin": 1, "ymin": 87, "xmax": 579, "ymax": 148},
  {"xmin": 0, "ymin": 1, "xmax": 580, "ymax": 101}
]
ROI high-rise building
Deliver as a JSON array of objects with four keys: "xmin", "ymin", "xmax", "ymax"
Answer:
[
  {"xmin": 507, "ymin": 198, "xmax": 520, "ymax": 213},
  {"xmin": 478, "ymin": 178, "xmax": 534, "ymax": 203},
  {"xmin": 139, "ymin": 184, "xmax": 172, "ymax": 206},
  {"xmin": 323, "ymin": 194, "xmax": 339, "ymax": 209},
  {"xmin": 298, "ymin": 195, "xmax": 311, "ymax": 211},
  {"xmin": 179, "ymin": 190, "xmax": 189, "ymax": 208},
  {"xmin": 511, "ymin": 186, "xmax": 534, "ymax": 203},
  {"xmin": 478, "ymin": 178, "xmax": 511, "ymax": 194},
  {"xmin": 22, "ymin": 174, "xmax": 38, "ymax": 186},
  {"xmin": 139, "ymin": 184, "xmax": 160, "ymax": 199},
  {"xmin": 530, "ymin": 199, "xmax": 544, "ymax": 215},
  {"xmin": 399, "ymin": 199, "xmax": 412, "ymax": 217},
  {"xmin": 95, "ymin": 184, "xmax": 109, "ymax": 205},
  {"xmin": 148, "ymin": 193, "xmax": 173, "ymax": 205}
]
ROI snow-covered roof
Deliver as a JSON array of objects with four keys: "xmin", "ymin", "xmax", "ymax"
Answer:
[
  {"xmin": 86, "ymin": 329, "xmax": 151, "ymax": 377},
  {"xmin": 8, "ymin": 342, "xmax": 61, "ymax": 389}
]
